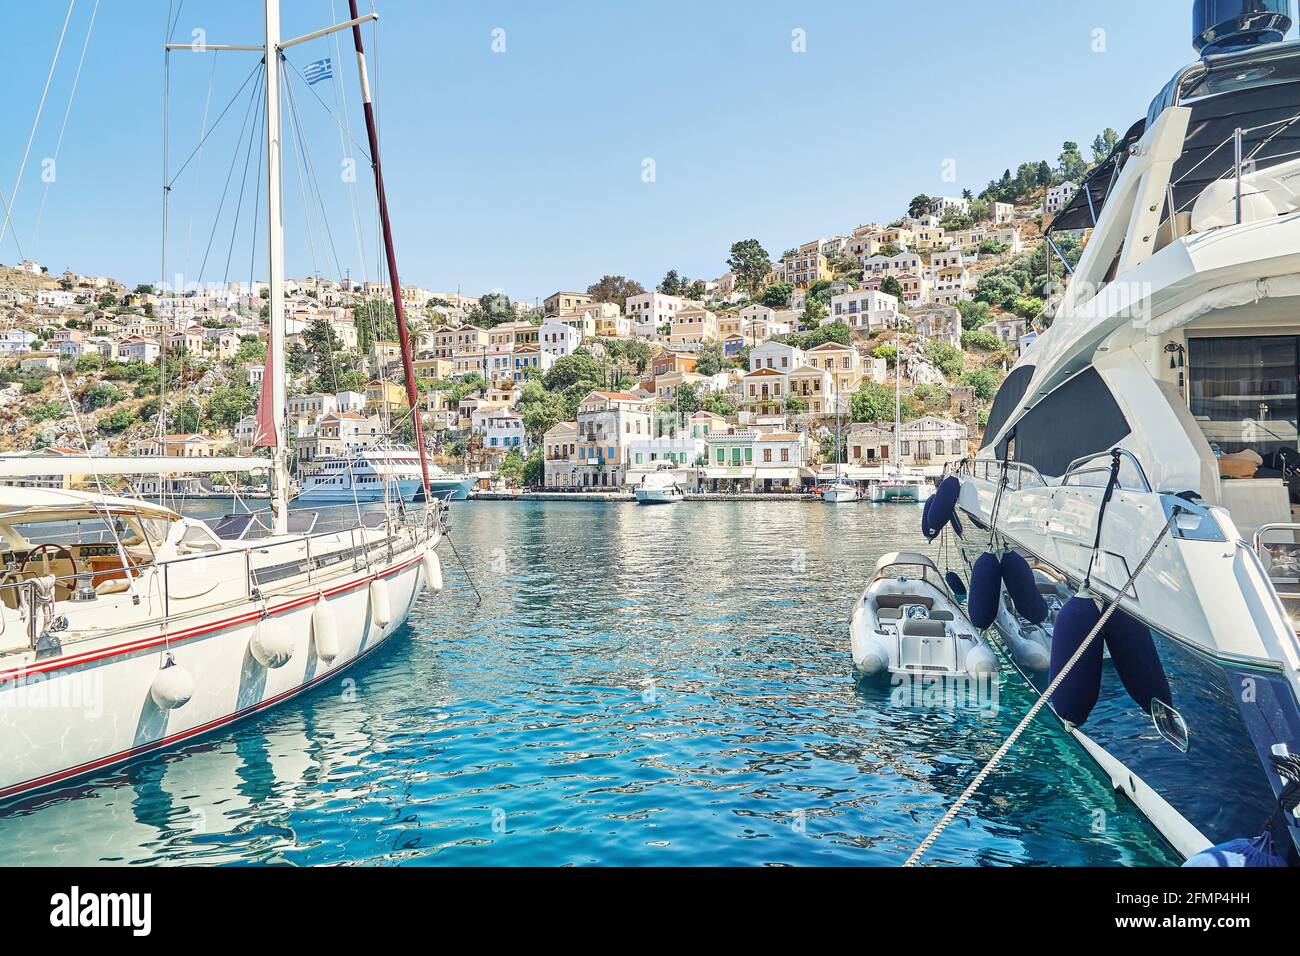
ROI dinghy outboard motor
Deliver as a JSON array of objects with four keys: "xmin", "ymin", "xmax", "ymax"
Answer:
[{"xmin": 1193, "ymin": 0, "xmax": 1292, "ymax": 56}]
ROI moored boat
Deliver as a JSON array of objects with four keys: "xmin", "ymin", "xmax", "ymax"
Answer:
[{"xmin": 850, "ymin": 552, "xmax": 998, "ymax": 678}]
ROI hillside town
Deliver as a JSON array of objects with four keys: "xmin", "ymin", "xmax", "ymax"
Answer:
[{"xmin": 0, "ymin": 141, "xmax": 1098, "ymax": 495}]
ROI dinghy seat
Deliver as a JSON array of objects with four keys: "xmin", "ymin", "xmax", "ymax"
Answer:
[
  {"xmin": 875, "ymin": 594, "xmax": 934, "ymax": 610},
  {"xmin": 930, "ymin": 610, "xmax": 954, "ymax": 621},
  {"xmin": 901, "ymin": 619, "xmax": 948, "ymax": 638},
  {"xmin": 878, "ymin": 607, "xmax": 903, "ymax": 621}
]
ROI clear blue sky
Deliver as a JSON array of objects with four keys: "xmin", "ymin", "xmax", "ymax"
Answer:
[{"xmin": 0, "ymin": 0, "xmax": 1263, "ymax": 302}]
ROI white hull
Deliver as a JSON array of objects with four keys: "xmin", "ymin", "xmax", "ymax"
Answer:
[
  {"xmin": 870, "ymin": 481, "xmax": 931, "ymax": 503},
  {"xmin": 298, "ymin": 478, "xmax": 424, "ymax": 502},
  {"xmin": 634, "ymin": 487, "xmax": 683, "ymax": 505},
  {"xmin": 0, "ymin": 533, "xmax": 435, "ymax": 801},
  {"xmin": 823, "ymin": 484, "xmax": 860, "ymax": 504}
]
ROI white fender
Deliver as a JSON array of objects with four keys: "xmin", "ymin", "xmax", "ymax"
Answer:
[
  {"xmin": 250, "ymin": 616, "xmax": 295, "ymax": 668},
  {"xmin": 150, "ymin": 656, "xmax": 194, "ymax": 710},
  {"xmin": 369, "ymin": 578, "xmax": 392, "ymax": 627},
  {"xmin": 422, "ymin": 551, "xmax": 444, "ymax": 592},
  {"xmin": 312, "ymin": 598, "xmax": 339, "ymax": 663}
]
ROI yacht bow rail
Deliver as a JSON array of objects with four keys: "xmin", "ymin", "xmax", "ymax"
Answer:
[{"xmin": 0, "ymin": 504, "xmax": 442, "ymax": 656}]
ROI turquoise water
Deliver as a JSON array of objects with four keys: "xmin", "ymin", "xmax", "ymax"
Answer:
[{"xmin": 0, "ymin": 500, "xmax": 1178, "ymax": 866}]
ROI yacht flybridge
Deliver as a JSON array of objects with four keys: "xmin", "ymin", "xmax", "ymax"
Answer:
[
  {"xmin": 954, "ymin": 0, "xmax": 1300, "ymax": 865},
  {"xmin": 0, "ymin": 1, "xmax": 450, "ymax": 802}
]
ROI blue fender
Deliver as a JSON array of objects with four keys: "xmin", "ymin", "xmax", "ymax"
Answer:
[
  {"xmin": 923, "ymin": 476, "xmax": 960, "ymax": 540},
  {"xmin": 967, "ymin": 552, "xmax": 1002, "ymax": 630},
  {"xmin": 1048, "ymin": 596, "xmax": 1105, "ymax": 725},
  {"xmin": 1183, "ymin": 834, "xmax": 1289, "ymax": 867},
  {"xmin": 945, "ymin": 570, "xmax": 967, "ymax": 598},
  {"xmin": 1000, "ymin": 551, "xmax": 1048, "ymax": 625},
  {"xmin": 1103, "ymin": 608, "xmax": 1172, "ymax": 714}
]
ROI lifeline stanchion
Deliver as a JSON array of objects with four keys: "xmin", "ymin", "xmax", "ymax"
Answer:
[{"xmin": 902, "ymin": 506, "xmax": 1181, "ymax": 867}]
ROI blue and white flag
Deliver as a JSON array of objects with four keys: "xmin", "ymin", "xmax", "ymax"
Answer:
[{"xmin": 302, "ymin": 57, "xmax": 333, "ymax": 86}]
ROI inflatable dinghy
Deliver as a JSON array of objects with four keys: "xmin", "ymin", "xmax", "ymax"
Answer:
[{"xmin": 850, "ymin": 552, "xmax": 998, "ymax": 678}]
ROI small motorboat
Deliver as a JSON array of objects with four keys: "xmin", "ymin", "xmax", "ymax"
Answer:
[
  {"xmin": 823, "ymin": 481, "xmax": 860, "ymax": 504},
  {"xmin": 634, "ymin": 465, "xmax": 685, "ymax": 505},
  {"xmin": 850, "ymin": 552, "xmax": 998, "ymax": 677},
  {"xmin": 869, "ymin": 476, "xmax": 932, "ymax": 503}
]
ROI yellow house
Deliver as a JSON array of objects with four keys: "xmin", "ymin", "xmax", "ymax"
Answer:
[
  {"xmin": 365, "ymin": 378, "xmax": 408, "ymax": 414},
  {"xmin": 804, "ymin": 342, "xmax": 862, "ymax": 397},
  {"xmin": 786, "ymin": 365, "xmax": 834, "ymax": 415},
  {"xmin": 413, "ymin": 357, "xmax": 452, "ymax": 383}
]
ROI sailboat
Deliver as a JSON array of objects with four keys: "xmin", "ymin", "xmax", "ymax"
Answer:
[
  {"xmin": 823, "ymin": 378, "xmax": 860, "ymax": 502},
  {"xmin": 0, "ymin": 1, "xmax": 446, "ymax": 803},
  {"xmin": 870, "ymin": 349, "xmax": 931, "ymax": 503}
]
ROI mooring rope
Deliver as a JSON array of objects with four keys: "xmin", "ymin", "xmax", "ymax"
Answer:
[{"xmin": 903, "ymin": 506, "xmax": 1181, "ymax": 867}]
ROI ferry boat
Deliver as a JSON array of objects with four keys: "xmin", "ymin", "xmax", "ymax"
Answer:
[
  {"xmin": 0, "ymin": 0, "xmax": 454, "ymax": 804},
  {"xmin": 952, "ymin": 0, "xmax": 1300, "ymax": 865},
  {"xmin": 298, "ymin": 447, "xmax": 477, "ymax": 502}
]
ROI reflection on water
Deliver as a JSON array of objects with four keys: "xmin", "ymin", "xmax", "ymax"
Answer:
[{"xmin": 0, "ymin": 500, "xmax": 1178, "ymax": 866}]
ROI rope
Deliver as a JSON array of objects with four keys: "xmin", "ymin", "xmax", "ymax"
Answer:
[
  {"xmin": 32, "ymin": 0, "xmax": 99, "ymax": 249},
  {"xmin": 0, "ymin": 0, "xmax": 76, "ymax": 249},
  {"xmin": 903, "ymin": 506, "xmax": 1180, "ymax": 867}
]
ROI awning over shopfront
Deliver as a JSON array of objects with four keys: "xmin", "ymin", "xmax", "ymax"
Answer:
[
  {"xmin": 754, "ymin": 467, "xmax": 801, "ymax": 483},
  {"xmin": 704, "ymin": 467, "xmax": 755, "ymax": 480}
]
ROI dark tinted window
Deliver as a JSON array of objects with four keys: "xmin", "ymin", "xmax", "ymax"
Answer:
[
  {"xmin": 997, "ymin": 367, "xmax": 1131, "ymax": 477},
  {"xmin": 981, "ymin": 364, "xmax": 1035, "ymax": 449}
]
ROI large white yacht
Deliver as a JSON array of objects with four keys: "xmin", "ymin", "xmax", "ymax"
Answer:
[
  {"xmin": 954, "ymin": 0, "xmax": 1300, "ymax": 865},
  {"xmin": 298, "ymin": 447, "xmax": 477, "ymax": 502}
]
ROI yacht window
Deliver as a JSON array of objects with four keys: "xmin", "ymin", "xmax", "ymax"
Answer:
[
  {"xmin": 1000, "ymin": 367, "xmax": 1131, "ymax": 478},
  {"xmin": 179, "ymin": 522, "xmax": 223, "ymax": 554},
  {"xmin": 1188, "ymin": 335, "xmax": 1298, "ymax": 477}
]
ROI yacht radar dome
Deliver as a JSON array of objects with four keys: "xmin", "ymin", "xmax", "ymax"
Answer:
[{"xmin": 1193, "ymin": 0, "xmax": 1293, "ymax": 56}]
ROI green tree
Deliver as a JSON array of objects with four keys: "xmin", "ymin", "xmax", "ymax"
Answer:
[
  {"xmin": 204, "ymin": 384, "xmax": 256, "ymax": 430},
  {"xmin": 956, "ymin": 299, "xmax": 993, "ymax": 331},
  {"xmin": 543, "ymin": 349, "xmax": 603, "ymax": 393},
  {"xmin": 760, "ymin": 282, "xmax": 794, "ymax": 307},
  {"xmin": 99, "ymin": 407, "xmax": 139, "ymax": 434},
  {"xmin": 961, "ymin": 329, "xmax": 1006, "ymax": 352},
  {"xmin": 1012, "ymin": 295, "xmax": 1045, "ymax": 321},
  {"xmin": 523, "ymin": 447, "xmax": 544, "ymax": 487},
  {"xmin": 586, "ymin": 275, "xmax": 645, "ymax": 310},
  {"xmin": 1091, "ymin": 128, "xmax": 1120, "ymax": 163},
  {"xmin": 80, "ymin": 383, "xmax": 124, "ymax": 411},
  {"xmin": 726, "ymin": 239, "xmax": 771, "ymax": 297},
  {"xmin": 880, "ymin": 276, "xmax": 904, "ymax": 299},
  {"xmin": 468, "ymin": 291, "xmax": 517, "ymax": 328},
  {"xmin": 851, "ymin": 381, "xmax": 895, "ymax": 423},
  {"xmin": 497, "ymin": 448, "xmax": 525, "ymax": 486},
  {"xmin": 170, "ymin": 399, "xmax": 202, "ymax": 433},
  {"xmin": 658, "ymin": 270, "xmax": 685, "ymax": 295},
  {"xmin": 908, "ymin": 194, "xmax": 934, "ymax": 219},
  {"xmin": 1057, "ymin": 140, "xmax": 1086, "ymax": 184},
  {"xmin": 355, "ymin": 299, "xmax": 400, "ymax": 352},
  {"xmin": 961, "ymin": 369, "xmax": 1000, "ymax": 402},
  {"xmin": 923, "ymin": 340, "xmax": 963, "ymax": 378}
]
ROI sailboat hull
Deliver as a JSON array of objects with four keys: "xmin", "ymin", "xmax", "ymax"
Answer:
[{"xmin": 0, "ymin": 550, "xmax": 429, "ymax": 803}]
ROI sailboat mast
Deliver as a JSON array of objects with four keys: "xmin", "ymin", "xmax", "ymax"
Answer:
[
  {"xmin": 264, "ymin": 0, "xmax": 290, "ymax": 535},
  {"xmin": 893, "ymin": 350, "xmax": 901, "ymax": 474},
  {"xmin": 347, "ymin": 0, "xmax": 432, "ymax": 503}
]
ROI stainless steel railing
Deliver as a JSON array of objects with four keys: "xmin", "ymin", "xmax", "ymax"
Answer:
[{"xmin": 0, "ymin": 502, "xmax": 442, "ymax": 655}]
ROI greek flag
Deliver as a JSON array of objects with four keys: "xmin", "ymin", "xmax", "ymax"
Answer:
[{"xmin": 302, "ymin": 57, "xmax": 333, "ymax": 86}]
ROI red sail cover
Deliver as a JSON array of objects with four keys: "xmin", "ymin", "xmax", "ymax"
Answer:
[{"xmin": 253, "ymin": 346, "xmax": 277, "ymax": 448}]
